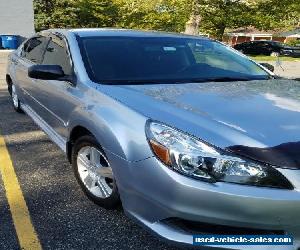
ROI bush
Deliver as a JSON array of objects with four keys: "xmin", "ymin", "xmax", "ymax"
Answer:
[{"xmin": 286, "ymin": 39, "xmax": 300, "ymax": 47}]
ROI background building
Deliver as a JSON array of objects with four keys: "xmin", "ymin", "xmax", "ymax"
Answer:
[
  {"xmin": 224, "ymin": 27, "xmax": 300, "ymax": 46},
  {"xmin": 0, "ymin": 0, "xmax": 35, "ymax": 38}
]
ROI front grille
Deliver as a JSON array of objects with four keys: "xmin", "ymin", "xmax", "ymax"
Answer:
[{"xmin": 163, "ymin": 218, "xmax": 285, "ymax": 235}]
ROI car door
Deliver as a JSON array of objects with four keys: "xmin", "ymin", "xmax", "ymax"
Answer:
[
  {"xmin": 260, "ymin": 42, "xmax": 273, "ymax": 55},
  {"xmin": 14, "ymin": 36, "xmax": 49, "ymax": 109},
  {"xmin": 28, "ymin": 34, "xmax": 79, "ymax": 140},
  {"xmin": 242, "ymin": 42, "xmax": 255, "ymax": 54},
  {"xmin": 247, "ymin": 41, "xmax": 262, "ymax": 55}
]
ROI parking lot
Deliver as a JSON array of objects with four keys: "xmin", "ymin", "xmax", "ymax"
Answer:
[{"xmin": 0, "ymin": 53, "xmax": 182, "ymax": 249}]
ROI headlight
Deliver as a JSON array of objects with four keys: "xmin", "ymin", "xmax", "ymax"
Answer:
[
  {"xmin": 146, "ymin": 121, "xmax": 293, "ymax": 189},
  {"xmin": 282, "ymin": 49, "xmax": 293, "ymax": 54}
]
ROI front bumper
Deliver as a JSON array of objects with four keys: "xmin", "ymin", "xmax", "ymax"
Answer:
[
  {"xmin": 281, "ymin": 50, "xmax": 300, "ymax": 57},
  {"xmin": 109, "ymin": 153, "xmax": 300, "ymax": 249}
]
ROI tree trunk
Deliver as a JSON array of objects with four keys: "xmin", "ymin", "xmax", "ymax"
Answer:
[
  {"xmin": 184, "ymin": 14, "xmax": 201, "ymax": 35},
  {"xmin": 216, "ymin": 24, "xmax": 226, "ymax": 41}
]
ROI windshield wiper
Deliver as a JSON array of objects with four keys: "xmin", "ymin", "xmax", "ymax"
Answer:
[
  {"xmin": 189, "ymin": 77, "xmax": 252, "ymax": 83},
  {"xmin": 101, "ymin": 79, "xmax": 170, "ymax": 84},
  {"xmin": 100, "ymin": 76, "xmax": 267, "ymax": 85}
]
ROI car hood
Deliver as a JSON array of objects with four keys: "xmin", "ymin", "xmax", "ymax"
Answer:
[{"xmin": 99, "ymin": 79, "xmax": 300, "ymax": 169}]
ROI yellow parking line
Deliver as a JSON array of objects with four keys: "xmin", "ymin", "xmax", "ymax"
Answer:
[{"xmin": 0, "ymin": 135, "xmax": 42, "ymax": 250}]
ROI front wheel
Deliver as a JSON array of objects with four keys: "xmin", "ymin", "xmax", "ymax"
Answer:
[
  {"xmin": 11, "ymin": 84, "xmax": 23, "ymax": 113},
  {"xmin": 270, "ymin": 51, "xmax": 279, "ymax": 57},
  {"xmin": 72, "ymin": 135, "xmax": 120, "ymax": 209}
]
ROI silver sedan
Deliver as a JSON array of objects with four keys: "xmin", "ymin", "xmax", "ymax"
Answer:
[{"xmin": 6, "ymin": 28, "xmax": 300, "ymax": 249}]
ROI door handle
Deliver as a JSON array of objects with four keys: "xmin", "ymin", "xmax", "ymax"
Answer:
[{"xmin": 11, "ymin": 59, "xmax": 18, "ymax": 65}]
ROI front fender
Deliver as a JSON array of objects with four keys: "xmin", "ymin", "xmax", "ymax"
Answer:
[{"xmin": 67, "ymin": 97, "xmax": 153, "ymax": 162}]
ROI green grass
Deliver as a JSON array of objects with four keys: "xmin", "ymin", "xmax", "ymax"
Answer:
[{"xmin": 249, "ymin": 55, "xmax": 300, "ymax": 62}]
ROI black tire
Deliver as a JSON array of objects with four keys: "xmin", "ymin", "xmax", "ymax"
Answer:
[
  {"xmin": 72, "ymin": 135, "xmax": 120, "ymax": 209},
  {"xmin": 10, "ymin": 83, "xmax": 23, "ymax": 113},
  {"xmin": 270, "ymin": 51, "xmax": 279, "ymax": 57}
]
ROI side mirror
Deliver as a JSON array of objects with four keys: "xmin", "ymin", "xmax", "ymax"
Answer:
[
  {"xmin": 260, "ymin": 63, "xmax": 274, "ymax": 72},
  {"xmin": 28, "ymin": 65, "xmax": 65, "ymax": 80}
]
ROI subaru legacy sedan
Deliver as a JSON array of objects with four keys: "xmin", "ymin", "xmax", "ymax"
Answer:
[{"xmin": 6, "ymin": 29, "xmax": 300, "ymax": 249}]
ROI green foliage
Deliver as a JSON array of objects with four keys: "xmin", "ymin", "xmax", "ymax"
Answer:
[
  {"xmin": 33, "ymin": 0, "xmax": 55, "ymax": 30},
  {"xmin": 115, "ymin": 0, "xmax": 189, "ymax": 32},
  {"xmin": 186, "ymin": 0, "xmax": 299, "ymax": 40},
  {"xmin": 251, "ymin": 0, "xmax": 300, "ymax": 30},
  {"xmin": 34, "ymin": 0, "xmax": 300, "ymax": 38},
  {"xmin": 198, "ymin": 0, "xmax": 253, "ymax": 40},
  {"xmin": 34, "ymin": 0, "xmax": 119, "ymax": 31},
  {"xmin": 49, "ymin": 0, "xmax": 78, "ymax": 28},
  {"xmin": 75, "ymin": 0, "xmax": 119, "ymax": 27},
  {"xmin": 286, "ymin": 39, "xmax": 300, "ymax": 47}
]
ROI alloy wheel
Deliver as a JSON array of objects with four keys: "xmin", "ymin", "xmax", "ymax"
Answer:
[{"xmin": 77, "ymin": 146, "xmax": 114, "ymax": 198}]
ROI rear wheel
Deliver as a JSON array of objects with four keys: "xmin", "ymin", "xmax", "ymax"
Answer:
[
  {"xmin": 11, "ymin": 84, "xmax": 23, "ymax": 113},
  {"xmin": 72, "ymin": 135, "xmax": 120, "ymax": 209}
]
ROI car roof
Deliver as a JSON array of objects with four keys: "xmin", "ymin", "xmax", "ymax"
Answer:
[
  {"xmin": 41, "ymin": 28, "xmax": 210, "ymax": 40},
  {"xmin": 251, "ymin": 40, "xmax": 270, "ymax": 43},
  {"xmin": 237, "ymin": 40, "xmax": 276, "ymax": 44}
]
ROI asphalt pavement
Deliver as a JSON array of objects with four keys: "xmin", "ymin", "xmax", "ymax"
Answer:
[
  {"xmin": 258, "ymin": 60, "xmax": 300, "ymax": 79},
  {"xmin": 0, "ymin": 78, "xmax": 184, "ymax": 249}
]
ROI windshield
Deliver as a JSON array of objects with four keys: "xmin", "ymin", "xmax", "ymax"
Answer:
[
  {"xmin": 78, "ymin": 36, "xmax": 270, "ymax": 84},
  {"xmin": 271, "ymin": 41, "xmax": 288, "ymax": 48}
]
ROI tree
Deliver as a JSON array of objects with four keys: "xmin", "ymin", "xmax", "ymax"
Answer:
[
  {"xmin": 34, "ymin": 0, "xmax": 55, "ymax": 30},
  {"xmin": 252, "ymin": 0, "xmax": 300, "ymax": 30},
  {"xmin": 115, "ymin": 0, "xmax": 189, "ymax": 32},
  {"xmin": 183, "ymin": 0, "xmax": 300, "ymax": 40},
  {"xmin": 34, "ymin": 0, "xmax": 299, "ymax": 38},
  {"xmin": 184, "ymin": 0, "xmax": 253, "ymax": 40},
  {"xmin": 184, "ymin": 0, "xmax": 201, "ymax": 35},
  {"xmin": 75, "ymin": 0, "xmax": 119, "ymax": 28},
  {"xmin": 34, "ymin": 0, "xmax": 77, "ymax": 30},
  {"xmin": 49, "ymin": 0, "xmax": 77, "ymax": 29},
  {"xmin": 34, "ymin": 0, "xmax": 119, "ymax": 31}
]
